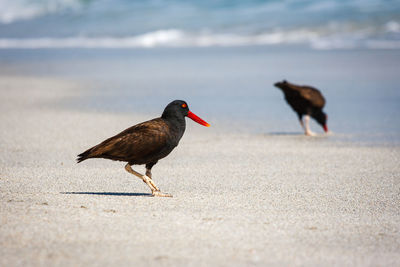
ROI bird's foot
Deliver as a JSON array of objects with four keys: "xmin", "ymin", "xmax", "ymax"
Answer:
[
  {"xmin": 140, "ymin": 175, "xmax": 160, "ymax": 192},
  {"xmin": 148, "ymin": 179, "xmax": 160, "ymax": 192},
  {"xmin": 152, "ymin": 190, "xmax": 173, "ymax": 197},
  {"xmin": 305, "ymin": 131, "xmax": 316, "ymax": 136}
]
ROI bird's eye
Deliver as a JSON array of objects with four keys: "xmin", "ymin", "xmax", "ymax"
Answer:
[{"xmin": 181, "ymin": 104, "xmax": 187, "ymax": 108}]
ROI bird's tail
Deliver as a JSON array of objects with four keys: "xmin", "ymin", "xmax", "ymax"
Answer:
[{"xmin": 76, "ymin": 149, "xmax": 92, "ymax": 163}]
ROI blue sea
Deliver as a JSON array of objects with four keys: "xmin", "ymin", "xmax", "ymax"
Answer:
[
  {"xmin": 0, "ymin": 0, "xmax": 400, "ymax": 49},
  {"xmin": 0, "ymin": 0, "xmax": 399, "ymax": 145}
]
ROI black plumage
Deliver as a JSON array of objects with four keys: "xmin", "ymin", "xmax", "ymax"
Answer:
[
  {"xmin": 274, "ymin": 80, "xmax": 328, "ymax": 135},
  {"xmin": 77, "ymin": 100, "xmax": 209, "ymax": 197}
]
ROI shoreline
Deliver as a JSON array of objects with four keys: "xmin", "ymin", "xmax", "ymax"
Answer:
[{"xmin": 1, "ymin": 47, "xmax": 399, "ymax": 146}]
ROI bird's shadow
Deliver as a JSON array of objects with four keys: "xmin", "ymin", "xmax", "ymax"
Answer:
[{"xmin": 61, "ymin": 192, "xmax": 152, "ymax": 197}]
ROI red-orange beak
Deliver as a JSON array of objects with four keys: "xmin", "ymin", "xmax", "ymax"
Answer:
[
  {"xmin": 323, "ymin": 124, "xmax": 328, "ymax": 133},
  {"xmin": 187, "ymin": 110, "xmax": 210, "ymax": 127}
]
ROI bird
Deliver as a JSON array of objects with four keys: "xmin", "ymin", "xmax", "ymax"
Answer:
[
  {"xmin": 274, "ymin": 80, "xmax": 328, "ymax": 136},
  {"xmin": 77, "ymin": 100, "xmax": 210, "ymax": 197}
]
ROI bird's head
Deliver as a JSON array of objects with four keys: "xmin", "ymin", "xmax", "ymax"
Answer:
[
  {"xmin": 314, "ymin": 111, "xmax": 328, "ymax": 133},
  {"xmin": 162, "ymin": 100, "xmax": 210, "ymax": 127},
  {"xmin": 274, "ymin": 79, "xmax": 288, "ymax": 89}
]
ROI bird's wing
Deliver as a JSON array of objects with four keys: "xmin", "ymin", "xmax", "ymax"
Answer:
[
  {"xmin": 87, "ymin": 118, "xmax": 170, "ymax": 161},
  {"xmin": 284, "ymin": 83, "xmax": 326, "ymax": 108},
  {"xmin": 298, "ymin": 87, "xmax": 326, "ymax": 108}
]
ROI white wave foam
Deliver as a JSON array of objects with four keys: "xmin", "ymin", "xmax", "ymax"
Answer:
[
  {"xmin": 0, "ymin": 28, "xmax": 399, "ymax": 50},
  {"xmin": 0, "ymin": 29, "xmax": 319, "ymax": 49},
  {"xmin": 311, "ymin": 39, "xmax": 358, "ymax": 50},
  {"xmin": 0, "ymin": 30, "xmax": 185, "ymax": 48},
  {"xmin": 0, "ymin": 0, "xmax": 81, "ymax": 24},
  {"xmin": 385, "ymin": 21, "xmax": 400, "ymax": 33}
]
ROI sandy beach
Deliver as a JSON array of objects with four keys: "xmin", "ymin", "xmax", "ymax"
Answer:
[
  {"xmin": 1, "ymin": 0, "xmax": 400, "ymax": 265},
  {"xmin": 1, "ymin": 75, "xmax": 399, "ymax": 266}
]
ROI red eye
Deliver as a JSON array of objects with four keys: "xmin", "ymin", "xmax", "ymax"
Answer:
[{"xmin": 181, "ymin": 104, "xmax": 187, "ymax": 108}]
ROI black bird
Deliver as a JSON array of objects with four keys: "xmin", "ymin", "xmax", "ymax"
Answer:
[
  {"xmin": 274, "ymin": 80, "xmax": 328, "ymax": 136},
  {"xmin": 77, "ymin": 100, "xmax": 210, "ymax": 197}
]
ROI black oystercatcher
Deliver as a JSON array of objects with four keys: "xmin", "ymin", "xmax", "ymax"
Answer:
[
  {"xmin": 77, "ymin": 100, "xmax": 210, "ymax": 197},
  {"xmin": 274, "ymin": 80, "xmax": 328, "ymax": 136}
]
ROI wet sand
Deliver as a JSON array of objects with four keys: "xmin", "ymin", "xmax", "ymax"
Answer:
[{"xmin": 1, "ymin": 76, "xmax": 400, "ymax": 266}]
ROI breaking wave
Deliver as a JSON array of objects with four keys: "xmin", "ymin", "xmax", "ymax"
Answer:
[
  {"xmin": 0, "ymin": 1, "xmax": 399, "ymax": 50},
  {"xmin": 1, "ymin": 25, "xmax": 400, "ymax": 50},
  {"xmin": 0, "ymin": 0, "xmax": 82, "ymax": 24}
]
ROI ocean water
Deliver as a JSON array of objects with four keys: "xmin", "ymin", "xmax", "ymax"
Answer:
[{"xmin": 0, "ymin": 0, "xmax": 400, "ymax": 49}]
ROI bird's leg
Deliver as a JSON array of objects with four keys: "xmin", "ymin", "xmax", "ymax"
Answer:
[
  {"xmin": 145, "ymin": 163, "xmax": 161, "ymax": 192},
  {"xmin": 299, "ymin": 118, "xmax": 305, "ymax": 131},
  {"xmin": 144, "ymin": 168, "xmax": 160, "ymax": 192},
  {"xmin": 298, "ymin": 113, "xmax": 306, "ymax": 134},
  {"xmin": 304, "ymin": 115, "xmax": 316, "ymax": 136},
  {"xmin": 125, "ymin": 163, "xmax": 157, "ymax": 191},
  {"xmin": 145, "ymin": 167, "xmax": 173, "ymax": 197},
  {"xmin": 124, "ymin": 163, "xmax": 172, "ymax": 197},
  {"xmin": 145, "ymin": 168, "xmax": 152, "ymax": 178}
]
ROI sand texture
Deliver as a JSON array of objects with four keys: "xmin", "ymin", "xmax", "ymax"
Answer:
[{"xmin": 1, "ymin": 76, "xmax": 400, "ymax": 266}]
